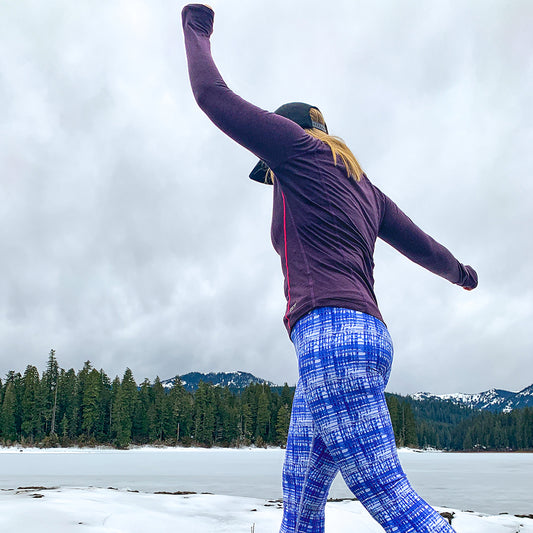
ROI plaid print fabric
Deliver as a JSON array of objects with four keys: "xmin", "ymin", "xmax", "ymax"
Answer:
[{"xmin": 280, "ymin": 307, "xmax": 456, "ymax": 533}]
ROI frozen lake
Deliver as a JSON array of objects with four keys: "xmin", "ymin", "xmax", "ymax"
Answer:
[{"xmin": 0, "ymin": 447, "xmax": 531, "ymax": 516}]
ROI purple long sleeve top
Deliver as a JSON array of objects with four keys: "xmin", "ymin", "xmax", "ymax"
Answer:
[{"xmin": 182, "ymin": 4, "xmax": 478, "ymax": 334}]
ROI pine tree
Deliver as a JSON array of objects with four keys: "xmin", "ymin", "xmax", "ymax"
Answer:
[
  {"xmin": 149, "ymin": 377, "xmax": 168, "ymax": 442},
  {"xmin": 161, "ymin": 383, "xmax": 175, "ymax": 442},
  {"xmin": 402, "ymin": 403, "xmax": 418, "ymax": 448},
  {"xmin": 60, "ymin": 414, "xmax": 69, "ymax": 440},
  {"xmin": 135, "ymin": 378, "xmax": 152, "ymax": 443},
  {"xmin": 218, "ymin": 387, "xmax": 239, "ymax": 445},
  {"xmin": 386, "ymin": 395, "xmax": 401, "ymax": 444},
  {"xmin": 240, "ymin": 398, "xmax": 253, "ymax": 444},
  {"xmin": 242, "ymin": 384, "xmax": 259, "ymax": 439},
  {"xmin": 98, "ymin": 370, "xmax": 112, "ymax": 441},
  {"xmin": 111, "ymin": 388, "xmax": 129, "ymax": 447},
  {"xmin": 77, "ymin": 361, "xmax": 93, "ymax": 438},
  {"xmin": 1, "ymin": 381, "xmax": 17, "ymax": 442},
  {"xmin": 203, "ymin": 383, "xmax": 216, "ymax": 446},
  {"xmin": 276, "ymin": 403, "xmax": 291, "ymax": 446},
  {"xmin": 43, "ymin": 349, "xmax": 60, "ymax": 436},
  {"xmin": 122, "ymin": 368, "xmax": 138, "ymax": 438},
  {"xmin": 168, "ymin": 377, "xmax": 193, "ymax": 444},
  {"xmin": 463, "ymin": 429, "xmax": 473, "ymax": 450},
  {"xmin": 281, "ymin": 384, "xmax": 294, "ymax": 411},
  {"xmin": 58, "ymin": 369, "xmax": 79, "ymax": 442},
  {"xmin": 256, "ymin": 388, "xmax": 270, "ymax": 444},
  {"xmin": 194, "ymin": 381, "xmax": 215, "ymax": 445},
  {"xmin": 81, "ymin": 369, "xmax": 101, "ymax": 438},
  {"xmin": 111, "ymin": 373, "xmax": 134, "ymax": 449},
  {"xmin": 21, "ymin": 365, "xmax": 42, "ymax": 442}
]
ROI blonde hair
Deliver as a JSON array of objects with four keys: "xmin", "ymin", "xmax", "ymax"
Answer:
[{"xmin": 266, "ymin": 107, "xmax": 364, "ymax": 184}]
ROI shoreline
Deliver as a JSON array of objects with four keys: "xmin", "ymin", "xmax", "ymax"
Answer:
[{"xmin": 1, "ymin": 443, "xmax": 532, "ymax": 454}]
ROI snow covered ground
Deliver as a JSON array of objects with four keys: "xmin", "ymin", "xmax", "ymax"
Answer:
[
  {"xmin": 1, "ymin": 446, "xmax": 532, "ymax": 532},
  {"xmin": 2, "ymin": 445, "xmax": 532, "ymax": 515},
  {"xmin": 0, "ymin": 486, "xmax": 532, "ymax": 533}
]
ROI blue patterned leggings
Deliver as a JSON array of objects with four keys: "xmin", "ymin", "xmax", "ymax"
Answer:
[{"xmin": 280, "ymin": 307, "xmax": 455, "ymax": 533}]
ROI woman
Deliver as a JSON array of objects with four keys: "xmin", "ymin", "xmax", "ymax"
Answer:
[{"xmin": 182, "ymin": 5, "xmax": 477, "ymax": 532}]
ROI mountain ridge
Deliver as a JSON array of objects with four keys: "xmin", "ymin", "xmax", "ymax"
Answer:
[
  {"xmin": 159, "ymin": 371, "xmax": 533, "ymax": 412},
  {"xmin": 161, "ymin": 371, "xmax": 277, "ymax": 393},
  {"xmin": 410, "ymin": 384, "xmax": 533, "ymax": 413}
]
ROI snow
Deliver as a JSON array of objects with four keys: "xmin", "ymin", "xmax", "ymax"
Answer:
[
  {"xmin": 0, "ymin": 486, "xmax": 531, "ymax": 533},
  {"xmin": 0, "ymin": 444, "xmax": 430, "ymax": 454},
  {"xmin": 1, "ymin": 446, "xmax": 532, "ymax": 531},
  {"xmin": 0, "ymin": 444, "xmax": 279, "ymax": 455},
  {"xmin": 1, "ymin": 446, "xmax": 532, "ymax": 515}
]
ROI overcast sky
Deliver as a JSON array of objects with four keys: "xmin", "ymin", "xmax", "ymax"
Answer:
[{"xmin": 1, "ymin": 0, "xmax": 532, "ymax": 395}]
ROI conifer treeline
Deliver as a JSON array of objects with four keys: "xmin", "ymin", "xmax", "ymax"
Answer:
[
  {"xmin": 1, "ymin": 351, "xmax": 532, "ymax": 450},
  {"xmin": 405, "ymin": 396, "xmax": 533, "ymax": 451},
  {"xmin": 0, "ymin": 351, "xmax": 295, "ymax": 449}
]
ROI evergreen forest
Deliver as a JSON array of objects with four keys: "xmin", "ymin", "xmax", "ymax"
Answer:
[{"xmin": 1, "ymin": 351, "xmax": 532, "ymax": 451}]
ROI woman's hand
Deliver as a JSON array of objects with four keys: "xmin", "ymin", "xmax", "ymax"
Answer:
[
  {"xmin": 461, "ymin": 265, "xmax": 478, "ymax": 290},
  {"xmin": 182, "ymin": 3, "xmax": 214, "ymax": 37},
  {"xmin": 183, "ymin": 3, "xmax": 213, "ymax": 12}
]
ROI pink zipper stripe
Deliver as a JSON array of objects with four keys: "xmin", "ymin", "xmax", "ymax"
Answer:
[{"xmin": 282, "ymin": 191, "xmax": 291, "ymax": 330}]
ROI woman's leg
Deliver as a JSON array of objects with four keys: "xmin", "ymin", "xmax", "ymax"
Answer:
[
  {"xmin": 292, "ymin": 307, "xmax": 456, "ymax": 533},
  {"xmin": 304, "ymin": 371, "xmax": 454, "ymax": 532},
  {"xmin": 280, "ymin": 378, "xmax": 339, "ymax": 533}
]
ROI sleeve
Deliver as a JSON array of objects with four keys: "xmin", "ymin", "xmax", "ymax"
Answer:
[
  {"xmin": 375, "ymin": 187, "xmax": 478, "ymax": 289},
  {"xmin": 181, "ymin": 4, "xmax": 314, "ymax": 169}
]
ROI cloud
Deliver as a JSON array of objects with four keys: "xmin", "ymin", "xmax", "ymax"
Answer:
[{"xmin": 1, "ymin": 0, "xmax": 531, "ymax": 394}]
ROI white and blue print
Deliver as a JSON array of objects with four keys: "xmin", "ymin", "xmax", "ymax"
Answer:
[{"xmin": 280, "ymin": 307, "xmax": 455, "ymax": 533}]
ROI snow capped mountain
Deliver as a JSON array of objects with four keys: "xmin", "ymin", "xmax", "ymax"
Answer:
[
  {"xmin": 161, "ymin": 371, "xmax": 277, "ymax": 393},
  {"xmin": 410, "ymin": 384, "xmax": 533, "ymax": 413},
  {"xmin": 159, "ymin": 371, "xmax": 533, "ymax": 413}
]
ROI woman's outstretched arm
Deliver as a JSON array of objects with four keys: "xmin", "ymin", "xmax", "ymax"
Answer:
[
  {"xmin": 376, "ymin": 188, "xmax": 478, "ymax": 290},
  {"xmin": 181, "ymin": 4, "xmax": 314, "ymax": 169}
]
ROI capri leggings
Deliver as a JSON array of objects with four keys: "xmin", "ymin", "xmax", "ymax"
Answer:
[{"xmin": 280, "ymin": 307, "xmax": 455, "ymax": 533}]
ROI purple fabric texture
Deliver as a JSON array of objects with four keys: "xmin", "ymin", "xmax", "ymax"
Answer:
[{"xmin": 182, "ymin": 4, "xmax": 477, "ymax": 335}]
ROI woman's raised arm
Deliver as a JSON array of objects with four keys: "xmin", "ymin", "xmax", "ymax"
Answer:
[{"xmin": 181, "ymin": 4, "xmax": 313, "ymax": 170}]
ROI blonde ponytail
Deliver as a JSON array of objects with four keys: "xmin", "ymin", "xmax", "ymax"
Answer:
[
  {"xmin": 307, "ymin": 108, "xmax": 364, "ymax": 181},
  {"xmin": 266, "ymin": 108, "xmax": 364, "ymax": 184}
]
